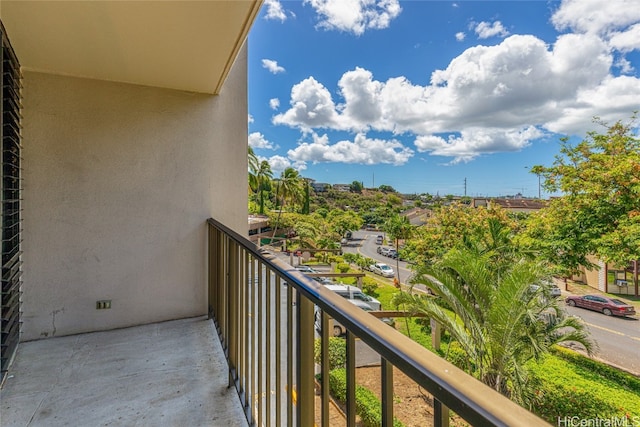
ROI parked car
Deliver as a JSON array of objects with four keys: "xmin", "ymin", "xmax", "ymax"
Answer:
[
  {"xmin": 565, "ymin": 294, "xmax": 636, "ymax": 317},
  {"xmin": 295, "ymin": 265, "xmax": 318, "ymax": 274},
  {"xmin": 375, "ymin": 235, "xmax": 383, "ymax": 245},
  {"xmin": 377, "ymin": 246, "xmax": 392, "ymax": 256},
  {"xmin": 324, "ymin": 284, "xmax": 381, "ymax": 310},
  {"xmin": 313, "ymin": 277, "xmax": 333, "ymax": 285},
  {"xmin": 386, "ymin": 249, "xmax": 398, "ymax": 259},
  {"xmin": 315, "ymin": 299, "xmax": 393, "ymax": 337},
  {"xmin": 369, "ymin": 263, "xmax": 395, "ymax": 278},
  {"xmin": 530, "ymin": 280, "xmax": 562, "ymax": 298}
]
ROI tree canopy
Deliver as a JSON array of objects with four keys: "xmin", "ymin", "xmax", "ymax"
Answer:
[
  {"xmin": 524, "ymin": 116, "xmax": 640, "ymax": 269},
  {"xmin": 394, "ymin": 246, "xmax": 593, "ymax": 406}
]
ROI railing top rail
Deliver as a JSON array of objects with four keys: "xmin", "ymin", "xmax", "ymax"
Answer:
[{"xmin": 207, "ymin": 218, "xmax": 549, "ymax": 426}]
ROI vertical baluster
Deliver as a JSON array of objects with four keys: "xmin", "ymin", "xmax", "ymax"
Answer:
[
  {"xmin": 296, "ymin": 291, "xmax": 315, "ymax": 427},
  {"xmin": 266, "ymin": 270, "xmax": 272, "ymax": 426},
  {"xmin": 346, "ymin": 330, "xmax": 356, "ymax": 426},
  {"xmin": 275, "ymin": 275, "xmax": 282, "ymax": 427},
  {"xmin": 257, "ymin": 260, "xmax": 263, "ymax": 427},
  {"xmin": 321, "ymin": 311, "xmax": 330, "ymax": 427},
  {"xmin": 287, "ymin": 283, "xmax": 293, "ymax": 427},
  {"xmin": 381, "ymin": 358, "xmax": 393, "ymax": 427}
]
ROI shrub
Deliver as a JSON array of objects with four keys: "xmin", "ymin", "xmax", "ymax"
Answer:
[
  {"xmin": 314, "ymin": 337, "xmax": 346, "ymax": 371},
  {"xmin": 343, "ymin": 252, "xmax": 358, "ymax": 264},
  {"xmin": 361, "ymin": 281, "xmax": 379, "ymax": 297},
  {"xmin": 328, "ymin": 369, "xmax": 405, "ymax": 427},
  {"xmin": 336, "ymin": 262, "xmax": 351, "ymax": 273},
  {"xmin": 528, "ymin": 353, "xmax": 640, "ymax": 423},
  {"xmin": 550, "ymin": 346, "xmax": 640, "ymax": 394},
  {"xmin": 445, "ymin": 340, "xmax": 470, "ymax": 372}
]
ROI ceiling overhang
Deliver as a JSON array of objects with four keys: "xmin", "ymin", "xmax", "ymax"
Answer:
[{"xmin": 0, "ymin": 0, "xmax": 262, "ymax": 94}]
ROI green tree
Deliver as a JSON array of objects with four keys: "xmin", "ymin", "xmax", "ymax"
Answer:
[
  {"xmin": 406, "ymin": 203, "xmax": 519, "ymax": 266},
  {"xmin": 350, "ymin": 180, "xmax": 363, "ymax": 193},
  {"xmin": 248, "ymin": 146, "xmax": 259, "ymax": 193},
  {"xmin": 393, "ymin": 247, "xmax": 593, "ymax": 406},
  {"xmin": 253, "ymin": 160, "xmax": 273, "ymax": 215},
  {"xmin": 271, "ymin": 167, "xmax": 305, "ymax": 245},
  {"xmin": 326, "ymin": 209, "xmax": 363, "ymax": 238},
  {"xmin": 524, "ymin": 115, "xmax": 640, "ymax": 269},
  {"xmin": 383, "ymin": 214, "xmax": 414, "ymax": 283},
  {"xmin": 378, "ymin": 184, "xmax": 397, "ymax": 193}
]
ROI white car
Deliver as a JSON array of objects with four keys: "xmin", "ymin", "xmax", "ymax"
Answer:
[
  {"xmin": 295, "ymin": 265, "xmax": 318, "ymax": 274},
  {"xmin": 370, "ymin": 263, "xmax": 394, "ymax": 278},
  {"xmin": 315, "ymin": 299, "xmax": 393, "ymax": 336},
  {"xmin": 324, "ymin": 284, "xmax": 381, "ymax": 310}
]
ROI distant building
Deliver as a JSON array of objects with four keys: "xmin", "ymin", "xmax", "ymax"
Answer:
[
  {"xmin": 310, "ymin": 182, "xmax": 330, "ymax": 192},
  {"xmin": 401, "ymin": 207, "xmax": 432, "ymax": 226},
  {"xmin": 333, "ymin": 184, "xmax": 351, "ymax": 192},
  {"xmin": 248, "ymin": 215, "xmax": 272, "ymax": 244},
  {"xmin": 573, "ymin": 257, "xmax": 639, "ymax": 297},
  {"xmin": 472, "ymin": 197, "xmax": 547, "ymax": 213}
]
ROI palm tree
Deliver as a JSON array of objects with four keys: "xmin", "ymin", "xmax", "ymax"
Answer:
[
  {"xmin": 271, "ymin": 167, "xmax": 304, "ymax": 246},
  {"xmin": 392, "ymin": 247, "xmax": 593, "ymax": 406},
  {"xmin": 248, "ymin": 146, "xmax": 259, "ymax": 193},
  {"xmin": 248, "ymin": 147, "xmax": 274, "ymax": 215},
  {"xmin": 254, "ymin": 161, "xmax": 273, "ymax": 215},
  {"xmin": 383, "ymin": 214, "xmax": 414, "ymax": 283},
  {"xmin": 278, "ymin": 167, "xmax": 303, "ymax": 212}
]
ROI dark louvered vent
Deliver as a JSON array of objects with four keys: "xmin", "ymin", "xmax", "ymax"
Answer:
[{"xmin": 1, "ymin": 20, "xmax": 22, "ymax": 386}]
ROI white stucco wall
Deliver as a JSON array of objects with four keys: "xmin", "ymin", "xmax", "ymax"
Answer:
[{"xmin": 21, "ymin": 47, "xmax": 248, "ymax": 340}]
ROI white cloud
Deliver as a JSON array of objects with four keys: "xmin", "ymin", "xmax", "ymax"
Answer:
[
  {"xmin": 288, "ymin": 132, "xmax": 414, "ymax": 166},
  {"xmin": 268, "ymin": 0, "xmax": 640, "ymax": 164},
  {"xmin": 264, "ymin": 0, "xmax": 287, "ymax": 22},
  {"xmin": 273, "ymin": 30, "xmax": 640, "ymax": 163},
  {"xmin": 304, "ymin": 0, "xmax": 401, "ymax": 36},
  {"xmin": 455, "ymin": 32, "xmax": 466, "ymax": 41},
  {"xmin": 264, "ymin": 155, "xmax": 307, "ymax": 173},
  {"xmin": 262, "ymin": 59, "xmax": 285, "ymax": 74},
  {"xmin": 273, "ymin": 77, "xmax": 342, "ymax": 131},
  {"xmin": 269, "ymin": 98, "xmax": 280, "ymax": 110},
  {"xmin": 338, "ymin": 67, "xmax": 383, "ymax": 130},
  {"xmin": 248, "ymin": 132, "xmax": 276, "ymax": 150},
  {"xmin": 608, "ymin": 23, "xmax": 640, "ymax": 52},
  {"xmin": 473, "ymin": 21, "xmax": 509, "ymax": 39},
  {"xmin": 265, "ymin": 155, "xmax": 291, "ymax": 173},
  {"xmin": 414, "ymin": 127, "xmax": 543, "ymax": 163},
  {"xmin": 551, "ymin": 0, "xmax": 640, "ymax": 36},
  {"xmin": 615, "ymin": 57, "xmax": 634, "ymax": 74},
  {"xmin": 544, "ymin": 75, "xmax": 640, "ymax": 135},
  {"xmin": 248, "ymin": 114, "xmax": 254, "ymax": 123}
]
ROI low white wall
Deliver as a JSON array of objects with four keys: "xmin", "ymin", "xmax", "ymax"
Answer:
[{"xmin": 21, "ymin": 47, "xmax": 248, "ymax": 340}]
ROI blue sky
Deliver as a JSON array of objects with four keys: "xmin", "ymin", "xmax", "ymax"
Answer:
[{"xmin": 247, "ymin": 0, "xmax": 640, "ymax": 197}]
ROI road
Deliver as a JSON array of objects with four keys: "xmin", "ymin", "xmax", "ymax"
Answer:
[
  {"xmin": 564, "ymin": 304, "xmax": 640, "ymax": 375},
  {"xmin": 345, "ymin": 230, "xmax": 413, "ymax": 282},
  {"xmin": 344, "ymin": 230, "xmax": 640, "ymax": 375}
]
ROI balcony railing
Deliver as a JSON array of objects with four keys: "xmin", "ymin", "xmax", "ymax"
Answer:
[{"xmin": 207, "ymin": 218, "xmax": 549, "ymax": 427}]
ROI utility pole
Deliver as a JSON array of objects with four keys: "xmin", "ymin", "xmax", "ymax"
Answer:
[
  {"xmin": 464, "ymin": 177, "xmax": 467, "ymax": 196},
  {"xmin": 372, "ymin": 172, "xmax": 375, "ymax": 189}
]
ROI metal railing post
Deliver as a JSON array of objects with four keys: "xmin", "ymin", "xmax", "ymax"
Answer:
[
  {"xmin": 296, "ymin": 293, "xmax": 315, "ymax": 427},
  {"xmin": 346, "ymin": 331, "xmax": 356, "ymax": 426},
  {"xmin": 228, "ymin": 240, "xmax": 238, "ymax": 388},
  {"xmin": 381, "ymin": 358, "xmax": 393, "ymax": 427},
  {"xmin": 434, "ymin": 399, "xmax": 450, "ymax": 427}
]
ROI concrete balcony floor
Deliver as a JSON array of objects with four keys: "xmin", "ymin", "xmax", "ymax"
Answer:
[{"xmin": 1, "ymin": 316, "xmax": 248, "ymax": 426}]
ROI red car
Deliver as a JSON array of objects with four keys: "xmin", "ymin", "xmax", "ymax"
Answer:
[{"xmin": 565, "ymin": 294, "xmax": 636, "ymax": 317}]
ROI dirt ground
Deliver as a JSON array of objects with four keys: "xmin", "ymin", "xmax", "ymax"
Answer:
[{"xmin": 314, "ymin": 366, "xmax": 469, "ymax": 426}]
